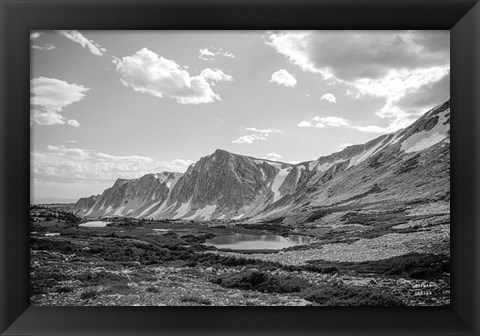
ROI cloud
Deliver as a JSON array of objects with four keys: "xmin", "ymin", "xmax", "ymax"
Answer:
[
  {"xmin": 302, "ymin": 115, "xmax": 398, "ymax": 133},
  {"xmin": 396, "ymin": 71, "xmax": 450, "ymax": 113},
  {"xmin": 31, "ymin": 108, "xmax": 68, "ymax": 126},
  {"xmin": 299, "ymin": 115, "xmax": 377, "ymax": 130},
  {"xmin": 339, "ymin": 143, "xmax": 353, "ymax": 149},
  {"xmin": 264, "ymin": 153, "xmax": 283, "ymax": 161},
  {"xmin": 245, "ymin": 127, "xmax": 282, "ymax": 134},
  {"xmin": 30, "ymin": 77, "xmax": 89, "ymax": 127},
  {"xmin": 46, "ymin": 145, "xmax": 90, "ymax": 160},
  {"xmin": 267, "ymin": 30, "xmax": 450, "ymax": 132},
  {"xmin": 232, "ymin": 135, "xmax": 265, "ymax": 144},
  {"xmin": 346, "ymin": 67, "xmax": 448, "ymax": 111},
  {"xmin": 32, "ymin": 145, "xmax": 194, "ymax": 184},
  {"xmin": 267, "ymin": 31, "xmax": 449, "ymax": 81},
  {"xmin": 56, "ymin": 30, "xmax": 107, "ymax": 56},
  {"xmin": 30, "ymin": 32, "xmax": 42, "ymax": 40},
  {"xmin": 32, "ymin": 44, "xmax": 56, "ymax": 51},
  {"xmin": 349, "ymin": 125, "xmax": 394, "ymax": 133},
  {"xmin": 200, "ymin": 68, "xmax": 234, "ymax": 85},
  {"xmin": 66, "ymin": 119, "xmax": 80, "ymax": 127},
  {"xmin": 297, "ymin": 121, "xmax": 313, "ymax": 127},
  {"xmin": 232, "ymin": 127, "xmax": 282, "ymax": 144},
  {"xmin": 199, "ymin": 48, "xmax": 235, "ymax": 60},
  {"xmin": 113, "ymin": 48, "xmax": 233, "ymax": 104},
  {"xmin": 321, "ymin": 93, "xmax": 336, "ymax": 103},
  {"xmin": 313, "ymin": 116, "xmax": 349, "ymax": 127},
  {"xmin": 269, "ymin": 69, "xmax": 297, "ymax": 87},
  {"xmin": 156, "ymin": 159, "xmax": 196, "ymax": 173}
]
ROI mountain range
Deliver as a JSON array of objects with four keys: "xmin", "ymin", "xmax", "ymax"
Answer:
[{"xmin": 72, "ymin": 100, "xmax": 450, "ymax": 222}]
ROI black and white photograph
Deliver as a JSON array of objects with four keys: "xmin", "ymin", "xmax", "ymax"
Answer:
[{"xmin": 30, "ymin": 30, "xmax": 450, "ymax": 306}]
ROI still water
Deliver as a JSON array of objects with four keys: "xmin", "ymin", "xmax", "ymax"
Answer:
[
  {"xmin": 204, "ymin": 233, "xmax": 310, "ymax": 250},
  {"xmin": 79, "ymin": 221, "xmax": 110, "ymax": 227}
]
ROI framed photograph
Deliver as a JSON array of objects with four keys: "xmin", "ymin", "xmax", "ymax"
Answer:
[{"xmin": 1, "ymin": 0, "xmax": 479, "ymax": 335}]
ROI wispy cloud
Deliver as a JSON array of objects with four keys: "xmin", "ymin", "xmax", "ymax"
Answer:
[
  {"xmin": 245, "ymin": 128, "xmax": 282, "ymax": 134},
  {"xmin": 269, "ymin": 69, "xmax": 297, "ymax": 87},
  {"xmin": 232, "ymin": 135, "xmax": 266, "ymax": 144},
  {"xmin": 339, "ymin": 143, "xmax": 353, "ymax": 149},
  {"xmin": 32, "ymin": 145, "xmax": 194, "ymax": 184},
  {"xmin": 232, "ymin": 128, "xmax": 282, "ymax": 144},
  {"xmin": 32, "ymin": 44, "xmax": 55, "ymax": 51},
  {"xmin": 199, "ymin": 48, "xmax": 235, "ymax": 60},
  {"xmin": 30, "ymin": 77, "xmax": 88, "ymax": 127},
  {"xmin": 113, "ymin": 48, "xmax": 233, "ymax": 104},
  {"xmin": 313, "ymin": 116, "xmax": 349, "ymax": 127},
  {"xmin": 263, "ymin": 152, "xmax": 283, "ymax": 161},
  {"xmin": 297, "ymin": 114, "xmax": 404, "ymax": 134},
  {"xmin": 56, "ymin": 30, "xmax": 107, "ymax": 56}
]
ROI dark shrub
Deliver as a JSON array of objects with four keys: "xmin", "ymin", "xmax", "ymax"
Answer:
[
  {"xmin": 301, "ymin": 284, "xmax": 403, "ymax": 306},
  {"xmin": 75, "ymin": 271, "xmax": 126, "ymax": 286},
  {"xmin": 56, "ymin": 286, "xmax": 73, "ymax": 293},
  {"xmin": 180, "ymin": 295, "xmax": 212, "ymax": 305},
  {"xmin": 213, "ymin": 270, "xmax": 310, "ymax": 294},
  {"xmin": 80, "ymin": 289, "xmax": 98, "ymax": 300},
  {"xmin": 303, "ymin": 264, "xmax": 339, "ymax": 274},
  {"xmin": 146, "ymin": 286, "xmax": 160, "ymax": 293}
]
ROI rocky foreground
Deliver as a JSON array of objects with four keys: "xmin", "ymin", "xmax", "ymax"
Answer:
[{"xmin": 30, "ymin": 205, "xmax": 450, "ymax": 306}]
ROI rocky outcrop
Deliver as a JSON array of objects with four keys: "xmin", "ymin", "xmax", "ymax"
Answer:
[{"xmin": 72, "ymin": 172, "xmax": 182, "ymax": 218}]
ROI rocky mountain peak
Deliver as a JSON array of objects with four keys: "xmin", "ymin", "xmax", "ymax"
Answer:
[{"xmin": 72, "ymin": 100, "xmax": 450, "ymax": 222}]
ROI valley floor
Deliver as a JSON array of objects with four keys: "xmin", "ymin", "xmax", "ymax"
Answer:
[{"xmin": 30, "ymin": 203, "xmax": 450, "ymax": 306}]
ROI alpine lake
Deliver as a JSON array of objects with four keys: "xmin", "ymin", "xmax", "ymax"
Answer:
[{"xmin": 30, "ymin": 205, "xmax": 451, "ymax": 307}]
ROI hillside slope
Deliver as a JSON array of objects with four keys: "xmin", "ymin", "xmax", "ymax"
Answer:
[{"xmin": 73, "ymin": 100, "xmax": 450, "ymax": 222}]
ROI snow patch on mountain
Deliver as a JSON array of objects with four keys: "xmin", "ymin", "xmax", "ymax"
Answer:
[
  {"xmin": 185, "ymin": 204, "xmax": 217, "ymax": 220},
  {"xmin": 401, "ymin": 108, "xmax": 450, "ymax": 153},
  {"xmin": 268, "ymin": 162, "xmax": 283, "ymax": 170},
  {"xmin": 172, "ymin": 199, "xmax": 192, "ymax": 219},
  {"xmin": 317, "ymin": 160, "xmax": 342, "ymax": 172},
  {"xmin": 403, "ymin": 132, "xmax": 448, "ymax": 153},
  {"xmin": 295, "ymin": 166, "xmax": 305, "ymax": 184},
  {"xmin": 348, "ymin": 141, "xmax": 384, "ymax": 168},
  {"xmin": 113, "ymin": 206, "xmax": 125, "ymax": 216},
  {"xmin": 147, "ymin": 201, "xmax": 173, "ymax": 219},
  {"xmin": 138, "ymin": 201, "xmax": 161, "ymax": 218},
  {"xmin": 84, "ymin": 207, "xmax": 94, "ymax": 216},
  {"xmin": 271, "ymin": 167, "xmax": 292, "ymax": 203},
  {"xmin": 389, "ymin": 130, "xmax": 405, "ymax": 145}
]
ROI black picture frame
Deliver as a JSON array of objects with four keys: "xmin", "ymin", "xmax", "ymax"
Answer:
[{"xmin": 1, "ymin": 0, "xmax": 479, "ymax": 335}]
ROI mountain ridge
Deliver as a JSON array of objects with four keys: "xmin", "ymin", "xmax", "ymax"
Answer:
[{"xmin": 72, "ymin": 100, "xmax": 450, "ymax": 222}]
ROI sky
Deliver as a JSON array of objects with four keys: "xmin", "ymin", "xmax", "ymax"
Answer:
[{"xmin": 30, "ymin": 30, "xmax": 450, "ymax": 202}]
